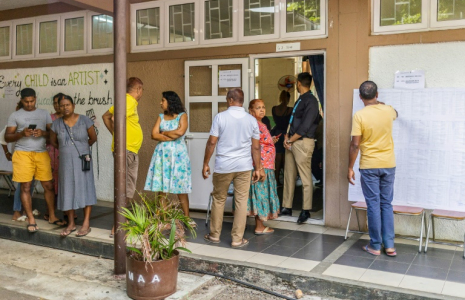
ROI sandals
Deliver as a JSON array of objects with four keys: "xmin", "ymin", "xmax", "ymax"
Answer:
[
  {"xmin": 49, "ymin": 219, "xmax": 67, "ymax": 227},
  {"xmin": 255, "ymin": 226, "xmax": 274, "ymax": 235},
  {"xmin": 385, "ymin": 248, "xmax": 397, "ymax": 257},
  {"xmin": 43, "ymin": 214, "xmax": 49, "ymax": 221},
  {"xmin": 362, "ymin": 245, "xmax": 381, "ymax": 256},
  {"xmin": 76, "ymin": 227, "xmax": 91, "ymax": 237},
  {"xmin": 27, "ymin": 224, "xmax": 39, "ymax": 233},
  {"xmin": 231, "ymin": 239, "xmax": 249, "ymax": 249},
  {"xmin": 61, "ymin": 228, "xmax": 77, "ymax": 237},
  {"xmin": 204, "ymin": 234, "xmax": 220, "ymax": 244}
]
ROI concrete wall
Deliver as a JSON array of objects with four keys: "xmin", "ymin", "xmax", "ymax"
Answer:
[{"xmin": 1, "ymin": 1, "xmax": 465, "ymax": 240}]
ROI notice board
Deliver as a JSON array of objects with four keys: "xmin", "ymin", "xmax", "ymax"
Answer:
[{"xmin": 348, "ymin": 88, "xmax": 465, "ymax": 212}]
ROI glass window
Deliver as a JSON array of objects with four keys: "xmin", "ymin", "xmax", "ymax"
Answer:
[
  {"xmin": 244, "ymin": 0, "xmax": 275, "ymax": 36},
  {"xmin": 437, "ymin": 0, "xmax": 465, "ymax": 21},
  {"xmin": 39, "ymin": 21, "xmax": 57, "ymax": 54},
  {"xmin": 204, "ymin": 0, "xmax": 233, "ymax": 40},
  {"xmin": 0, "ymin": 26, "xmax": 10, "ymax": 57},
  {"xmin": 169, "ymin": 3, "xmax": 196, "ymax": 43},
  {"xmin": 189, "ymin": 65, "xmax": 212, "ymax": 96},
  {"xmin": 380, "ymin": 0, "xmax": 422, "ymax": 26},
  {"xmin": 64, "ymin": 17, "xmax": 84, "ymax": 51},
  {"xmin": 92, "ymin": 15, "xmax": 113, "ymax": 49},
  {"xmin": 16, "ymin": 23, "xmax": 33, "ymax": 55},
  {"xmin": 136, "ymin": 7, "xmax": 160, "ymax": 45},
  {"xmin": 285, "ymin": 0, "xmax": 321, "ymax": 33},
  {"xmin": 189, "ymin": 102, "xmax": 212, "ymax": 132}
]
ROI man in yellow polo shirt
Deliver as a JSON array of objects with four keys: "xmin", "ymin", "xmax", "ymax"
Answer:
[
  {"xmin": 102, "ymin": 77, "xmax": 144, "ymax": 237},
  {"xmin": 348, "ymin": 81, "xmax": 398, "ymax": 257}
]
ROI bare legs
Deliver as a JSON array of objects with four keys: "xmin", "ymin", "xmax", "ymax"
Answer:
[
  {"xmin": 62, "ymin": 206, "xmax": 92, "ymax": 236},
  {"xmin": 177, "ymin": 194, "xmax": 190, "ymax": 217},
  {"xmin": 254, "ymin": 216, "xmax": 274, "ymax": 234},
  {"xmin": 41, "ymin": 180, "xmax": 64, "ymax": 225}
]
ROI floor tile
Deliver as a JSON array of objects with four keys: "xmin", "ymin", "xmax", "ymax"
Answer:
[
  {"xmin": 323, "ymin": 264, "xmax": 366, "ymax": 281},
  {"xmin": 274, "ymin": 236, "xmax": 310, "ymax": 248},
  {"xmin": 376, "ymin": 251, "xmax": 418, "ymax": 264},
  {"xmin": 422, "ymin": 247, "xmax": 456, "ymax": 259},
  {"xmin": 394, "ymin": 243, "xmax": 422, "ymax": 254},
  {"xmin": 191, "ymin": 244, "xmax": 229, "ymax": 258},
  {"xmin": 369, "ymin": 259, "xmax": 410, "ymax": 274},
  {"xmin": 277, "ymin": 257, "xmax": 319, "ymax": 272},
  {"xmin": 272, "ymin": 221, "xmax": 301, "ymax": 231},
  {"xmin": 446, "ymin": 270, "xmax": 465, "ymax": 284},
  {"xmin": 442, "ymin": 281, "xmax": 465, "ymax": 298},
  {"xmin": 334, "ymin": 254, "xmax": 374, "ymax": 269},
  {"xmin": 240, "ymin": 240, "xmax": 274, "ymax": 252},
  {"xmin": 251, "ymin": 233, "xmax": 286, "ymax": 245},
  {"xmin": 286, "ymin": 230, "xmax": 320, "ymax": 241},
  {"xmin": 291, "ymin": 248, "xmax": 329, "ymax": 261},
  {"xmin": 245, "ymin": 253, "xmax": 287, "ymax": 266},
  {"xmin": 406, "ymin": 264, "xmax": 449, "ymax": 281},
  {"xmin": 427, "ymin": 243, "xmax": 458, "ymax": 251},
  {"xmin": 399, "ymin": 275, "xmax": 445, "ymax": 294},
  {"xmin": 221, "ymin": 249, "xmax": 257, "ymax": 262},
  {"xmin": 304, "ymin": 241, "xmax": 341, "ymax": 253},
  {"xmin": 261, "ymin": 245, "xmax": 300, "ymax": 257},
  {"xmin": 394, "ymin": 238, "xmax": 422, "ymax": 247},
  {"xmin": 185, "ymin": 242, "xmax": 203, "ymax": 251},
  {"xmin": 359, "ymin": 269, "xmax": 404, "ymax": 287},
  {"xmin": 295, "ymin": 224, "xmax": 327, "ymax": 234},
  {"xmin": 323, "ymin": 228, "xmax": 352, "ymax": 237},
  {"xmin": 450, "ymin": 255, "xmax": 465, "ymax": 272},
  {"xmin": 316, "ymin": 234, "xmax": 346, "ymax": 244},
  {"xmin": 412, "ymin": 255, "xmax": 452, "ymax": 270}
]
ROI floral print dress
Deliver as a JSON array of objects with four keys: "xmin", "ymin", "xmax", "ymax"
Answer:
[
  {"xmin": 144, "ymin": 113, "xmax": 192, "ymax": 194},
  {"xmin": 246, "ymin": 121, "xmax": 280, "ymax": 221}
]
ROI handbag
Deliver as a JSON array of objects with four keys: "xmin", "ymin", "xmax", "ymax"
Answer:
[{"xmin": 63, "ymin": 119, "xmax": 92, "ymax": 171}]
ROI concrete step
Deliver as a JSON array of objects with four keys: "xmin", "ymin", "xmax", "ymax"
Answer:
[{"xmin": 186, "ymin": 284, "xmax": 227, "ymax": 300}]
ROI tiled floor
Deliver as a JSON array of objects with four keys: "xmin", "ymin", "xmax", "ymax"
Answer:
[{"xmin": 1, "ymin": 192, "xmax": 464, "ymax": 298}]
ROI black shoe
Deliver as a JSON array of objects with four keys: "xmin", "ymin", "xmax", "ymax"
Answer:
[
  {"xmin": 297, "ymin": 210, "xmax": 310, "ymax": 224},
  {"xmin": 279, "ymin": 208, "xmax": 292, "ymax": 216}
]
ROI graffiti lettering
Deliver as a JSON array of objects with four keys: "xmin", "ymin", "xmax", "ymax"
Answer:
[
  {"xmin": 68, "ymin": 71, "xmax": 100, "ymax": 86},
  {"xmin": 51, "ymin": 78, "xmax": 67, "ymax": 86},
  {"xmin": 25, "ymin": 74, "xmax": 49, "ymax": 87},
  {"xmin": 73, "ymin": 93, "xmax": 86, "ymax": 106},
  {"xmin": 87, "ymin": 91, "xmax": 113, "ymax": 105}
]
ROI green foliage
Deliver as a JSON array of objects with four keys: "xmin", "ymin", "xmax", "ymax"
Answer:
[
  {"xmin": 119, "ymin": 193, "xmax": 196, "ymax": 262},
  {"xmin": 286, "ymin": 1, "xmax": 321, "ymax": 24},
  {"xmin": 395, "ymin": 13, "xmax": 421, "ymax": 25}
]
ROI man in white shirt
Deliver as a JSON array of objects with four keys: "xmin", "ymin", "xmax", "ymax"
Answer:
[{"xmin": 202, "ymin": 88, "xmax": 265, "ymax": 248}]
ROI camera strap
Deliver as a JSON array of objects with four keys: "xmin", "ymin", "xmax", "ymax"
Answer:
[{"xmin": 62, "ymin": 118, "xmax": 86, "ymax": 158}]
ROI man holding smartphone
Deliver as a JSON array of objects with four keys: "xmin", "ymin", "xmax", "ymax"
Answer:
[{"xmin": 5, "ymin": 88, "xmax": 65, "ymax": 233}]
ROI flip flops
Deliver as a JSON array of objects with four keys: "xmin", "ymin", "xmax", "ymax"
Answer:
[
  {"xmin": 27, "ymin": 224, "xmax": 39, "ymax": 233},
  {"xmin": 255, "ymin": 227, "xmax": 274, "ymax": 235},
  {"xmin": 76, "ymin": 227, "xmax": 91, "ymax": 237},
  {"xmin": 362, "ymin": 245, "xmax": 381, "ymax": 256},
  {"xmin": 385, "ymin": 248, "xmax": 397, "ymax": 257},
  {"xmin": 204, "ymin": 234, "xmax": 220, "ymax": 244},
  {"xmin": 231, "ymin": 239, "xmax": 249, "ymax": 249},
  {"xmin": 61, "ymin": 228, "xmax": 77, "ymax": 237},
  {"xmin": 49, "ymin": 219, "xmax": 67, "ymax": 227}
]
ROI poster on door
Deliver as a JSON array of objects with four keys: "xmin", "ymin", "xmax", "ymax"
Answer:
[{"xmin": 0, "ymin": 63, "xmax": 115, "ymax": 201}]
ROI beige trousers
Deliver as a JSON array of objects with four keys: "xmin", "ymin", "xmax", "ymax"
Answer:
[
  {"xmin": 210, "ymin": 171, "xmax": 251, "ymax": 243},
  {"xmin": 283, "ymin": 138, "xmax": 315, "ymax": 210}
]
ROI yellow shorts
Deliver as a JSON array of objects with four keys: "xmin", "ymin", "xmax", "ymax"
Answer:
[{"xmin": 12, "ymin": 151, "xmax": 53, "ymax": 182}]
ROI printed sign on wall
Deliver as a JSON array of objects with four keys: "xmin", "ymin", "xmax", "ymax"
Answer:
[{"xmin": 0, "ymin": 63, "xmax": 115, "ymax": 201}]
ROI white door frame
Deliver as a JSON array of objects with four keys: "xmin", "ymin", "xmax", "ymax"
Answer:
[
  {"xmin": 184, "ymin": 58, "xmax": 249, "ymax": 210},
  {"xmin": 249, "ymin": 50, "xmax": 327, "ymax": 226}
]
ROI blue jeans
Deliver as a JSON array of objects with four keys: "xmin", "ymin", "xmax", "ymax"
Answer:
[
  {"xmin": 13, "ymin": 180, "xmax": 35, "ymax": 212},
  {"xmin": 360, "ymin": 168, "xmax": 396, "ymax": 250}
]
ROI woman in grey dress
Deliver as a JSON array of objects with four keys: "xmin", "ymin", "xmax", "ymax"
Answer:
[{"xmin": 50, "ymin": 95, "xmax": 97, "ymax": 237}]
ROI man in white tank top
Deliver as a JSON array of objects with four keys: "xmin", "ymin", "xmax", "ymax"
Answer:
[{"xmin": 202, "ymin": 88, "xmax": 265, "ymax": 248}]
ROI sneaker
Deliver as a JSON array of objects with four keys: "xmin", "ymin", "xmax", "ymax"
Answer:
[{"xmin": 296, "ymin": 177, "xmax": 302, "ymax": 187}]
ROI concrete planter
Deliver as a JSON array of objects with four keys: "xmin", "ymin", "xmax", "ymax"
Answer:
[{"xmin": 126, "ymin": 251, "xmax": 179, "ymax": 300}]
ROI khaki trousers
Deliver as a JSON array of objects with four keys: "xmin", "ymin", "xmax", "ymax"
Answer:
[
  {"xmin": 283, "ymin": 138, "xmax": 315, "ymax": 210},
  {"xmin": 210, "ymin": 171, "xmax": 251, "ymax": 243}
]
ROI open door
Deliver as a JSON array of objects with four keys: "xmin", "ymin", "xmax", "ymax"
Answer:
[{"xmin": 185, "ymin": 58, "xmax": 249, "ymax": 210}]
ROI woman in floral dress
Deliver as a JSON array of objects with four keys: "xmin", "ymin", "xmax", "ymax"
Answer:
[
  {"xmin": 247, "ymin": 99, "xmax": 280, "ymax": 234},
  {"xmin": 144, "ymin": 91, "xmax": 192, "ymax": 218}
]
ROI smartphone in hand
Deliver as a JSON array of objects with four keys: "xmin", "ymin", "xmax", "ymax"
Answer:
[{"xmin": 28, "ymin": 124, "xmax": 37, "ymax": 130}]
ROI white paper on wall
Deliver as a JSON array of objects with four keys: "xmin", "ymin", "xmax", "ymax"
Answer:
[{"xmin": 349, "ymin": 88, "xmax": 465, "ymax": 212}]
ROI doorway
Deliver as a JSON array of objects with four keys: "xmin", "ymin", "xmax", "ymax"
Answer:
[{"xmin": 250, "ymin": 51, "xmax": 326, "ymax": 225}]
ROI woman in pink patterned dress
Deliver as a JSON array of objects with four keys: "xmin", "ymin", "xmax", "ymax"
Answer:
[
  {"xmin": 45, "ymin": 93, "xmax": 63, "ymax": 220},
  {"xmin": 247, "ymin": 99, "xmax": 280, "ymax": 235}
]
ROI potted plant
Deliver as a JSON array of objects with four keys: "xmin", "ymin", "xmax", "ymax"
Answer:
[{"xmin": 120, "ymin": 194, "xmax": 196, "ymax": 300}]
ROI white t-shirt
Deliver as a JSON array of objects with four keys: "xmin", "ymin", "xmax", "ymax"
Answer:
[{"xmin": 210, "ymin": 106, "xmax": 260, "ymax": 173}]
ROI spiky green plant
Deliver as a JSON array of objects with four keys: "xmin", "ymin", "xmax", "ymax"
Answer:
[{"xmin": 119, "ymin": 193, "xmax": 196, "ymax": 262}]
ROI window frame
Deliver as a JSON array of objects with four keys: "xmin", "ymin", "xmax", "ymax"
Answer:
[
  {"xmin": 35, "ymin": 15, "xmax": 60, "ymax": 59},
  {"xmin": 87, "ymin": 11, "xmax": 114, "ymax": 54},
  {"xmin": 12, "ymin": 18, "xmax": 36, "ymax": 60},
  {"xmin": 372, "ymin": 0, "xmax": 429, "ymax": 34},
  {"xmin": 279, "ymin": 0, "xmax": 327, "ymax": 39},
  {"xmin": 430, "ymin": 0, "xmax": 465, "ymax": 29},
  {"xmin": 131, "ymin": 1, "xmax": 164, "ymax": 53},
  {"xmin": 60, "ymin": 11, "xmax": 87, "ymax": 57},
  {"xmin": 0, "ymin": 21, "xmax": 12, "ymax": 61},
  {"xmin": 164, "ymin": 0, "xmax": 200, "ymax": 49},
  {"xmin": 238, "ymin": 0, "xmax": 280, "ymax": 42},
  {"xmin": 200, "ymin": 0, "xmax": 238, "ymax": 45}
]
